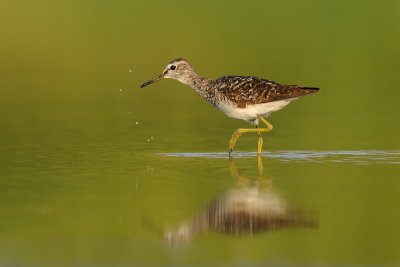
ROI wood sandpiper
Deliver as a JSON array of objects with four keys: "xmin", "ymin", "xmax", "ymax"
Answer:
[{"xmin": 141, "ymin": 58, "xmax": 319, "ymax": 155}]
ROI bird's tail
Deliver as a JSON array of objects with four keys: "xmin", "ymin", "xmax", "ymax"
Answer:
[
  {"xmin": 300, "ymin": 86, "xmax": 320, "ymax": 91},
  {"xmin": 299, "ymin": 86, "xmax": 320, "ymax": 96}
]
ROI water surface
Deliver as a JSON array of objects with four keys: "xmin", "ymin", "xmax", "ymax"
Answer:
[{"xmin": 1, "ymin": 124, "xmax": 399, "ymax": 266}]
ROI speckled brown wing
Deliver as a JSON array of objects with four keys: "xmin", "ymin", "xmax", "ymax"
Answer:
[{"xmin": 213, "ymin": 76, "xmax": 319, "ymax": 107}]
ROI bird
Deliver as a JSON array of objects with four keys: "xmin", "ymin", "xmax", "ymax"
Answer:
[{"xmin": 140, "ymin": 58, "xmax": 319, "ymax": 154}]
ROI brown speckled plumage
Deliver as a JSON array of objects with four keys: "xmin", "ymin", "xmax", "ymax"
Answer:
[{"xmin": 211, "ymin": 76, "xmax": 319, "ymax": 108}]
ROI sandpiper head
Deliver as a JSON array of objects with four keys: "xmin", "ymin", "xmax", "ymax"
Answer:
[{"xmin": 140, "ymin": 58, "xmax": 194, "ymax": 88}]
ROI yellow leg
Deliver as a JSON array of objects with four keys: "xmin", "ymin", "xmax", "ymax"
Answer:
[
  {"xmin": 257, "ymin": 133, "xmax": 263, "ymax": 155},
  {"xmin": 229, "ymin": 116, "xmax": 273, "ymax": 155},
  {"xmin": 259, "ymin": 116, "xmax": 273, "ymax": 131}
]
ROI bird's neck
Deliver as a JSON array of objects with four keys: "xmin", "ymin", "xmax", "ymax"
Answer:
[{"xmin": 181, "ymin": 72, "xmax": 215, "ymax": 105}]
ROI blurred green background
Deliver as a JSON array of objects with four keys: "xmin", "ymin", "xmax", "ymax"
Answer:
[
  {"xmin": 0, "ymin": 0, "xmax": 399, "ymax": 266},
  {"xmin": 1, "ymin": 0, "xmax": 400, "ymax": 149}
]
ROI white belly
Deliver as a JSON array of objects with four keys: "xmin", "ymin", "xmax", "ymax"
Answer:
[{"xmin": 216, "ymin": 98, "xmax": 298, "ymax": 121}]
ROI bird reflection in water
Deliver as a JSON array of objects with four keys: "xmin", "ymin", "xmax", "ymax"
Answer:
[{"xmin": 164, "ymin": 156, "xmax": 318, "ymax": 243}]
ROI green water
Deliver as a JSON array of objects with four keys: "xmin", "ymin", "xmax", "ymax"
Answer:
[{"xmin": 1, "ymin": 0, "xmax": 400, "ymax": 266}]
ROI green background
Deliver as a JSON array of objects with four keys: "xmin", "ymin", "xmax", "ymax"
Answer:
[{"xmin": 0, "ymin": 0, "xmax": 399, "ymax": 266}]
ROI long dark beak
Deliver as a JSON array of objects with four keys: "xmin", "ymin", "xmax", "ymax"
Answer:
[{"xmin": 140, "ymin": 74, "xmax": 164, "ymax": 88}]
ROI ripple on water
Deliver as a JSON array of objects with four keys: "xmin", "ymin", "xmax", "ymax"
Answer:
[{"xmin": 161, "ymin": 150, "xmax": 400, "ymax": 165}]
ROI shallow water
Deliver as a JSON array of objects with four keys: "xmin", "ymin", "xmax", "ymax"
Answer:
[
  {"xmin": 163, "ymin": 150, "xmax": 400, "ymax": 163},
  {"xmin": 0, "ymin": 122, "xmax": 399, "ymax": 266}
]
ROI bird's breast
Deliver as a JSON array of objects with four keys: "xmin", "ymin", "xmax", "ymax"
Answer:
[
  {"xmin": 216, "ymin": 102, "xmax": 258, "ymax": 121},
  {"xmin": 216, "ymin": 98, "xmax": 298, "ymax": 121}
]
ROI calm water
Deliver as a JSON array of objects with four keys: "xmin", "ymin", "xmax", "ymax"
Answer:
[
  {"xmin": 1, "ymin": 0, "xmax": 400, "ymax": 266},
  {"xmin": 1, "ymin": 122, "xmax": 399, "ymax": 266}
]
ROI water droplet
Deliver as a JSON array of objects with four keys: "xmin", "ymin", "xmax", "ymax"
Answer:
[
  {"xmin": 128, "ymin": 69, "xmax": 133, "ymax": 73},
  {"xmin": 147, "ymin": 138, "xmax": 150, "ymax": 142},
  {"xmin": 135, "ymin": 121, "xmax": 139, "ymax": 125},
  {"xmin": 150, "ymin": 136, "xmax": 154, "ymax": 139},
  {"xmin": 119, "ymin": 89, "xmax": 123, "ymax": 92}
]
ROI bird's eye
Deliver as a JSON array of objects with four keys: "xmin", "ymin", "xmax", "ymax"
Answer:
[{"xmin": 170, "ymin": 65, "xmax": 176, "ymax": 70}]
